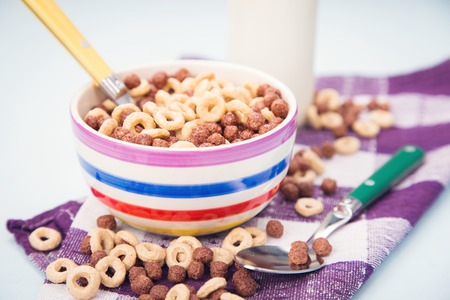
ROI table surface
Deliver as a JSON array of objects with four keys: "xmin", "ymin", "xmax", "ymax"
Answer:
[{"xmin": 1, "ymin": 1, "xmax": 450, "ymax": 299}]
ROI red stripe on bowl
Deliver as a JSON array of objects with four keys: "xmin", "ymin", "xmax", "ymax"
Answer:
[{"xmin": 91, "ymin": 184, "xmax": 280, "ymax": 222}]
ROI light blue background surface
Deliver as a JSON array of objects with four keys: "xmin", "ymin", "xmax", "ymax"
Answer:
[{"xmin": 1, "ymin": 1, "xmax": 449, "ymax": 299}]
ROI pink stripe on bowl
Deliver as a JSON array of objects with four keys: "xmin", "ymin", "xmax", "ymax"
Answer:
[{"xmin": 71, "ymin": 111, "xmax": 297, "ymax": 168}]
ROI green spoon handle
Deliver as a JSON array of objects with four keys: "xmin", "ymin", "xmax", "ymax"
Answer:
[{"xmin": 348, "ymin": 145, "xmax": 425, "ymax": 207}]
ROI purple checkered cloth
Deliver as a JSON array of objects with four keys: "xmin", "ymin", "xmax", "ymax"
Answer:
[{"xmin": 7, "ymin": 58, "xmax": 450, "ymax": 299}]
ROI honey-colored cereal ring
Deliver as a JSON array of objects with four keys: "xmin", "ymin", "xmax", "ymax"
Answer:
[
  {"xmin": 169, "ymin": 141, "xmax": 197, "ymax": 149},
  {"xmin": 212, "ymin": 77, "xmax": 233, "ymax": 89},
  {"xmin": 293, "ymin": 169, "xmax": 316, "ymax": 184},
  {"xmin": 176, "ymin": 119, "xmax": 204, "ymax": 141},
  {"xmin": 66, "ymin": 265, "xmax": 101, "ymax": 300},
  {"xmin": 154, "ymin": 108, "xmax": 185, "ymax": 131},
  {"xmin": 109, "ymin": 244, "xmax": 137, "ymax": 270},
  {"xmin": 221, "ymin": 293, "xmax": 246, "ymax": 300},
  {"xmin": 166, "ymin": 242, "xmax": 194, "ymax": 269},
  {"xmin": 88, "ymin": 228, "xmax": 115, "ymax": 241},
  {"xmin": 244, "ymin": 80, "xmax": 260, "ymax": 98},
  {"xmin": 122, "ymin": 111, "xmax": 156, "ymax": 134},
  {"xmin": 194, "ymin": 71, "xmax": 215, "ymax": 86},
  {"xmin": 181, "ymin": 77, "xmax": 196, "ymax": 93},
  {"xmin": 370, "ymin": 109, "xmax": 395, "ymax": 128},
  {"xmin": 29, "ymin": 227, "xmax": 62, "ymax": 251},
  {"xmin": 319, "ymin": 111, "xmax": 344, "ymax": 129},
  {"xmin": 84, "ymin": 107, "xmax": 109, "ymax": 120},
  {"xmin": 95, "ymin": 256, "xmax": 126, "ymax": 288},
  {"xmin": 171, "ymin": 236, "xmax": 203, "ymax": 250},
  {"xmin": 164, "ymin": 77, "xmax": 183, "ymax": 94},
  {"xmin": 142, "ymin": 101, "xmax": 158, "ymax": 117},
  {"xmin": 141, "ymin": 128, "xmax": 170, "ymax": 139},
  {"xmin": 306, "ymin": 105, "xmax": 322, "ymax": 130},
  {"xmin": 333, "ymin": 136, "xmax": 361, "ymax": 155},
  {"xmin": 261, "ymin": 107, "xmax": 275, "ymax": 121},
  {"xmin": 197, "ymin": 277, "xmax": 227, "ymax": 299},
  {"xmin": 170, "ymin": 93, "xmax": 189, "ymax": 104},
  {"xmin": 222, "ymin": 227, "xmax": 253, "ymax": 255},
  {"xmin": 245, "ymin": 227, "xmax": 267, "ymax": 246},
  {"xmin": 166, "ymin": 283, "xmax": 191, "ymax": 300},
  {"xmin": 169, "ymin": 101, "xmax": 197, "ymax": 121},
  {"xmin": 89, "ymin": 228, "xmax": 115, "ymax": 254},
  {"xmin": 155, "ymin": 90, "xmax": 172, "ymax": 107},
  {"xmin": 111, "ymin": 103, "xmax": 140, "ymax": 123},
  {"xmin": 136, "ymin": 242, "xmax": 166, "ymax": 266},
  {"xmin": 295, "ymin": 197, "xmax": 324, "ymax": 217},
  {"xmin": 46, "ymin": 258, "xmax": 78, "ymax": 283},
  {"xmin": 225, "ymin": 99, "xmax": 253, "ymax": 124},
  {"xmin": 88, "ymin": 227, "xmax": 115, "ymax": 240},
  {"xmin": 352, "ymin": 120, "xmax": 380, "ymax": 138},
  {"xmin": 211, "ymin": 247, "xmax": 234, "ymax": 266},
  {"xmin": 101, "ymin": 99, "xmax": 117, "ymax": 112},
  {"xmin": 98, "ymin": 118, "xmax": 118, "ymax": 136},
  {"xmin": 248, "ymin": 96, "xmax": 264, "ymax": 107},
  {"xmin": 196, "ymin": 92, "xmax": 226, "ymax": 123},
  {"xmin": 221, "ymin": 86, "xmax": 252, "ymax": 104},
  {"xmin": 303, "ymin": 150, "xmax": 325, "ymax": 174},
  {"xmin": 128, "ymin": 78, "xmax": 151, "ymax": 98},
  {"xmin": 185, "ymin": 96, "xmax": 201, "ymax": 111},
  {"xmin": 194, "ymin": 78, "xmax": 213, "ymax": 97},
  {"xmin": 315, "ymin": 88, "xmax": 340, "ymax": 110}
]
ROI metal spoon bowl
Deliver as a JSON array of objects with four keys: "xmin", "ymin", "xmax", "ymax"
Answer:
[{"xmin": 236, "ymin": 145, "xmax": 425, "ymax": 274}]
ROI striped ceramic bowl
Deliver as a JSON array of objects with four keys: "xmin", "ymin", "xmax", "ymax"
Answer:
[{"xmin": 71, "ymin": 60, "xmax": 297, "ymax": 236}]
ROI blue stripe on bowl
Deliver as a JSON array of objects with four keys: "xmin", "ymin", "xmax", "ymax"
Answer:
[{"xmin": 78, "ymin": 154, "xmax": 290, "ymax": 198}]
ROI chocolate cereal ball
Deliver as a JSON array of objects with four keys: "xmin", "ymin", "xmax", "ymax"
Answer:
[
  {"xmin": 208, "ymin": 288, "xmax": 228, "ymax": 300},
  {"xmin": 149, "ymin": 284, "xmax": 169, "ymax": 300},
  {"xmin": 144, "ymin": 262, "xmax": 162, "ymax": 281},
  {"xmin": 232, "ymin": 269, "xmax": 253, "ymax": 287},
  {"xmin": 96, "ymin": 215, "xmax": 117, "ymax": 230},
  {"xmin": 111, "ymin": 127, "xmax": 130, "ymax": 140},
  {"xmin": 312, "ymin": 238, "xmax": 332, "ymax": 256},
  {"xmin": 266, "ymin": 220, "xmax": 284, "ymax": 238},
  {"xmin": 173, "ymin": 68, "xmax": 190, "ymax": 82},
  {"xmin": 321, "ymin": 178, "xmax": 337, "ymax": 195},
  {"xmin": 234, "ymin": 275, "xmax": 258, "ymax": 297},
  {"xmin": 280, "ymin": 182, "xmax": 299, "ymax": 201},
  {"xmin": 210, "ymin": 261, "xmax": 228, "ymax": 278},
  {"xmin": 288, "ymin": 246, "xmax": 309, "ymax": 265},
  {"xmin": 138, "ymin": 295, "xmax": 156, "ymax": 300},
  {"xmin": 193, "ymin": 247, "xmax": 213, "ymax": 264},
  {"xmin": 207, "ymin": 133, "xmax": 226, "ymax": 145},
  {"xmin": 298, "ymin": 182, "xmax": 314, "ymax": 197},
  {"xmin": 80, "ymin": 235, "xmax": 91, "ymax": 255},
  {"xmin": 321, "ymin": 141, "xmax": 335, "ymax": 159},
  {"xmin": 129, "ymin": 266, "xmax": 147, "ymax": 282},
  {"xmin": 151, "ymin": 71, "xmax": 168, "ymax": 89},
  {"xmin": 124, "ymin": 73, "xmax": 141, "ymax": 89},
  {"xmin": 131, "ymin": 275, "xmax": 153, "ymax": 295},
  {"xmin": 168, "ymin": 265, "xmax": 186, "ymax": 283},
  {"xmin": 270, "ymin": 99, "xmax": 289, "ymax": 118},
  {"xmin": 247, "ymin": 112, "xmax": 266, "ymax": 131},
  {"xmin": 187, "ymin": 261, "xmax": 204, "ymax": 280},
  {"xmin": 185, "ymin": 284, "xmax": 197, "ymax": 295},
  {"xmin": 221, "ymin": 112, "xmax": 239, "ymax": 127},
  {"xmin": 90, "ymin": 250, "xmax": 107, "ymax": 266}
]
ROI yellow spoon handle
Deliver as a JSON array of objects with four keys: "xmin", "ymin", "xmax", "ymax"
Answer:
[{"xmin": 21, "ymin": 0, "xmax": 113, "ymax": 85}]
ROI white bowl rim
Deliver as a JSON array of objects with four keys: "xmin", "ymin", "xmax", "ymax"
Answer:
[{"xmin": 70, "ymin": 59, "xmax": 298, "ymax": 153}]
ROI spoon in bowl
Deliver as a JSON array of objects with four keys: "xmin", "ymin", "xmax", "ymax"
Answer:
[{"xmin": 235, "ymin": 145, "xmax": 425, "ymax": 274}]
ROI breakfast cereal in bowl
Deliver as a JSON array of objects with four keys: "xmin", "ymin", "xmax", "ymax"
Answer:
[{"xmin": 71, "ymin": 60, "xmax": 297, "ymax": 236}]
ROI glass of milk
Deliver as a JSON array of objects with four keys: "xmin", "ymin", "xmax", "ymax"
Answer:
[{"xmin": 228, "ymin": 0, "xmax": 317, "ymax": 127}]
